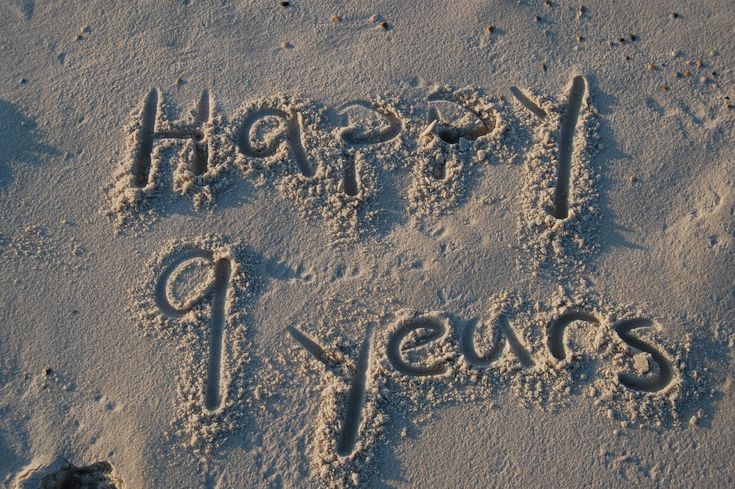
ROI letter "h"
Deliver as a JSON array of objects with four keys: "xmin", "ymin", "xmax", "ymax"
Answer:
[{"xmin": 130, "ymin": 88, "xmax": 213, "ymax": 188}]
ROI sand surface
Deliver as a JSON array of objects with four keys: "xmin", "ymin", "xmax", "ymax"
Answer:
[{"xmin": 1, "ymin": 0, "xmax": 734, "ymax": 487}]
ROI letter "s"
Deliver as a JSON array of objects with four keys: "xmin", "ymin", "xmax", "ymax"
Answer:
[{"xmin": 614, "ymin": 318, "xmax": 675, "ymax": 393}]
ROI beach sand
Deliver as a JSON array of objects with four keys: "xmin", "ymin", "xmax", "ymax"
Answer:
[{"xmin": 1, "ymin": 0, "xmax": 734, "ymax": 487}]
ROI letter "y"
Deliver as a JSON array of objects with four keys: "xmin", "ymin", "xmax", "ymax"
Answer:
[{"xmin": 288, "ymin": 325, "xmax": 373, "ymax": 457}]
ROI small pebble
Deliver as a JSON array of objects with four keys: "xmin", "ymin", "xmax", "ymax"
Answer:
[
  {"xmin": 486, "ymin": 25, "xmax": 494, "ymax": 33},
  {"xmin": 695, "ymin": 58, "xmax": 703, "ymax": 69},
  {"xmin": 629, "ymin": 34, "xmax": 636, "ymax": 41},
  {"xmin": 76, "ymin": 34, "xmax": 84, "ymax": 41},
  {"xmin": 671, "ymin": 12, "xmax": 679, "ymax": 18},
  {"xmin": 683, "ymin": 70, "xmax": 691, "ymax": 78},
  {"xmin": 378, "ymin": 21, "xmax": 388, "ymax": 30},
  {"xmin": 20, "ymin": 78, "xmax": 28, "ymax": 84},
  {"xmin": 281, "ymin": 41, "xmax": 292, "ymax": 48},
  {"xmin": 661, "ymin": 84, "xmax": 670, "ymax": 91},
  {"xmin": 576, "ymin": 35, "xmax": 584, "ymax": 42},
  {"xmin": 536, "ymin": 15, "xmax": 542, "ymax": 22},
  {"xmin": 331, "ymin": 14, "xmax": 342, "ymax": 23},
  {"xmin": 280, "ymin": 1, "xmax": 289, "ymax": 6},
  {"xmin": 541, "ymin": 62, "xmax": 547, "ymax": 71},
  {"xmin": 647, "ymin": 63, "xmax": 655, "ymax": 70}
]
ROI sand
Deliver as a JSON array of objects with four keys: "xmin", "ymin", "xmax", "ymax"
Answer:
[{"xmin": 1, "ymin": 0, "xmax": 734, "ymax": 487}]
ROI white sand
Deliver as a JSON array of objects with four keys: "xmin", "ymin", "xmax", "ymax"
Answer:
[{"xmin": 1, "ymin": 0, "xmax": 734, "ymax": 487}]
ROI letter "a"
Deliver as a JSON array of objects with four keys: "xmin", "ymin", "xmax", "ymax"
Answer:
[{"xmin": 461, "ymin": 314, "xmax": 534, "ymax": 368}]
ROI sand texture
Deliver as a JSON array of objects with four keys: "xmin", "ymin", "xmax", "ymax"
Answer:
[{"xmin": 1, "ymin": 0, "xmax": 734, "ymax": 487}]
